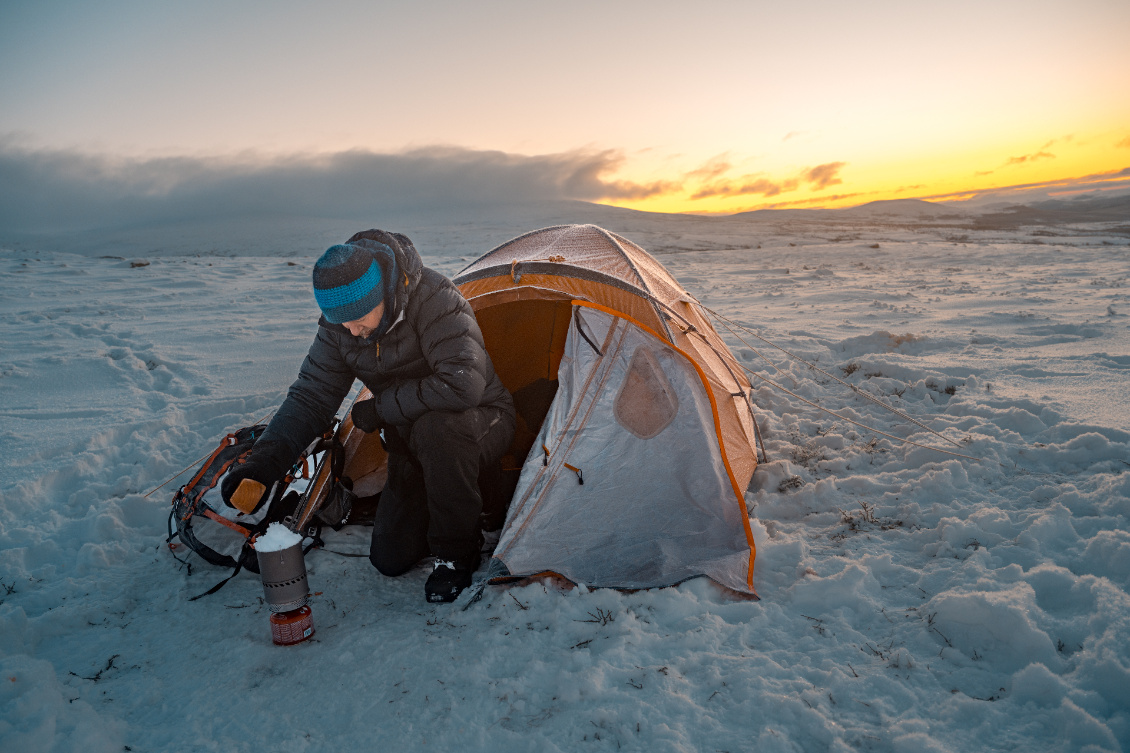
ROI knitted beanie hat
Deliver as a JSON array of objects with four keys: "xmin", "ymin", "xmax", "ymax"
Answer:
[{"xmin": 312, "ymin": 243, "xmax": 385, "ymax": 324}]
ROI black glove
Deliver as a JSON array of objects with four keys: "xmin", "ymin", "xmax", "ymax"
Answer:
[
  {"xmin": 351, "ymin": 398, "xmax": 409, "ymax": 455},
  {"xmin": 220, "ymin": 440, "xmax": 291, "ymax": 514},
  {"xmin": 351, "ymin": 398, "xmax": 383, "ymax": 433}
]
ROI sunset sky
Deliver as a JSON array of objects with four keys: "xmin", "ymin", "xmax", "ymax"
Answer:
[{"xmin": 2, "ymin": 0, "xmax": 1128, "ymax": 219}]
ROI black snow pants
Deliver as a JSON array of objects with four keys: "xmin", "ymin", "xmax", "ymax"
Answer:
[{"xmin": 368, "ymin": 405, "xmax": 515, "ymax": 575}]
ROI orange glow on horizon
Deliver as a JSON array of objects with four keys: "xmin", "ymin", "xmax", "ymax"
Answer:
[{"xmin": 597, "ymin": 126, "xmax": 1130, "ymax": 214}]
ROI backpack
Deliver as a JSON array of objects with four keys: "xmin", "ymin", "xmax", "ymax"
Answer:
[{"xmin": 167, "ymin": 422, "xmax": 352, "ymax": 598}]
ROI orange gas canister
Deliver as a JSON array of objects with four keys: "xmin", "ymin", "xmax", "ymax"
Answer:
[{"xmin": 269, "ymin": 605, "xmax": 314, "ymax": 646}]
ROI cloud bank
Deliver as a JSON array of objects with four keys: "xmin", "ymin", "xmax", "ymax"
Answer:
[
  {"xmin": 1005, "ymin": 150, "xmax": 1055, "ymax": 166},
  {"xmin": 0, "ymin": 143, "xmax": 669, "ymax": 234},
  {"xmin": 690, "ymin": 161, "xmax": 846, "ymax": 200}
]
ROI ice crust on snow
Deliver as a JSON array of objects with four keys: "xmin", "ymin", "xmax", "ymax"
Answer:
[
  {"xmin": 253, "ymin": 522, "xmax": 301, "ymax": 553},
  {"xmin": 1, "ymin": 205, "xmax": 1128, "ymax": 752}
]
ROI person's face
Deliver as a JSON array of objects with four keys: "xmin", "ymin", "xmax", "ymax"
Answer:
[{"xmin": 343, "ymin": 301, "xmax": 386, "ymax": 338}]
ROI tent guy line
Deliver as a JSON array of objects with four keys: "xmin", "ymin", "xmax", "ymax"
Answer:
[
  {"xmin": 713, "ymin": 314, "xmax": 800, "ymax": 389},
  {"xmin": 702, "ymin": 306, "xmax": 970, "ymax": 450},
  {"xmin": 741, "ymin": 367, "xmax": 981, "ymax": 462},
  {"xmin": 142, "ymin": 411, "xmax": 276, "ymax": 499}
]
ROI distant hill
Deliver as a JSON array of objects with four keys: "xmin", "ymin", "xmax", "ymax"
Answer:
[
  {"xmin": 972, "ymin": 193, "xmax": 1130, "ymax": 229},
  {"xmin": 728, "ymin": 198, "xmax": 969, "ymax": 221},
  {"xmin": 0, "ymin": 201, "xmax": 668, "ymax": 259},
  {"xmin": 836, "ymin": 198, "xmax": 970, "ymax": 217}
]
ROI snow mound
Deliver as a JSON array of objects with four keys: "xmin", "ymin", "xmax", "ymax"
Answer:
[{"xmin": 927, "ymin": 587, "xmax": 1060, "ymax": 673}]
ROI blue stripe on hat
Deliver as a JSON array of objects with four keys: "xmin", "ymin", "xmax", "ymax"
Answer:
[
  {"xmin": 314, "ymin": 259, "xmax": 383, "ymax": 311},
  {"xmin": 320, "ymin": 293, "xmax": 383, "ymax": 324}
]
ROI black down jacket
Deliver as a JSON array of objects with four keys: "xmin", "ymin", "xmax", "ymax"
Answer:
[{"xmin": 259, "ymin": 229, "xmax": 514, "ymax": 463}]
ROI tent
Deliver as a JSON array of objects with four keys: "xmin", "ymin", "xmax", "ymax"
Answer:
[{"xmin": 301, "ymin": 224, "xmax": 762, "ymax": 596}]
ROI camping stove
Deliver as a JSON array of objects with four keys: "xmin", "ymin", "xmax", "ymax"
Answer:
[{"xmin": 256, "ymin": 542, "xmax": 314, "ymax": 646}]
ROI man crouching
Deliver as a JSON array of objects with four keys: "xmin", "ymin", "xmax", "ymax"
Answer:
[{"xmin": 221, "ymin": 229, "xmax": 515, "ymax": 603}]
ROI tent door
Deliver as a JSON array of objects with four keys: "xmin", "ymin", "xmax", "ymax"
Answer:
[{"xmin": 472, "ymin": 296, "xmax": 574, "ymax": 476}]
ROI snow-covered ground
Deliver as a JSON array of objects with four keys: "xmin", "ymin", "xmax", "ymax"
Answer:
[{"xmin": 2, "ymin": 204, "xmax": 1129, "ymax": 752}]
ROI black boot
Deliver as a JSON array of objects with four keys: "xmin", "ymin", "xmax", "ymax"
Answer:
[{"xmin": 425, "ymin": 559, "xmax": 475, "ymax": 603}]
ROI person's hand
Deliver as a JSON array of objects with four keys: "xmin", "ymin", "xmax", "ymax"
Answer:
[
  {"xmin": 351, "ymin": 398, "xmax": 410, "ymax": 454},
  {"xmin": 220, "ymin": 441, "xmax": 290, "ymax": 514},
  {"xmin": 351, "ymin": 398, "xmax": 383, "ymax": 433}
]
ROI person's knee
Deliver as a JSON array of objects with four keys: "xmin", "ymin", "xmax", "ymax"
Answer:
[
  {"xmin": 369, "ymin": 550, "xmax": 413, "ymax": 577},
  {"xmin": 369, "ymin": 538, "xmax": 419, "ymax": 577}
]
